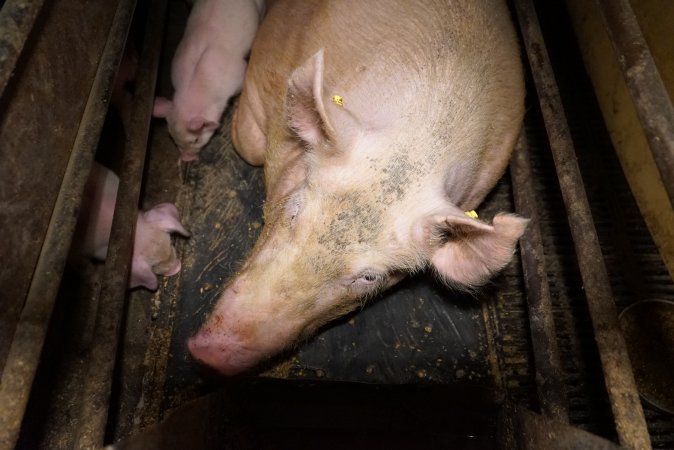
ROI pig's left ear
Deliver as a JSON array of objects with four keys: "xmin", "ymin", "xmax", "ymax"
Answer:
[
  {"xmin": 286, "ymin": 49, "xmax": 353, "ymax": 147},
  {"xmin": 429, "ymin": 212, "xmax": 528, "ymax": 287},
  {"xmin": 129, "ymin": 258, "xmax": 159, "ymax": 290},
  {"xmin": 142, "ymin": 203, "xmax": 190, "ymax": 237}
]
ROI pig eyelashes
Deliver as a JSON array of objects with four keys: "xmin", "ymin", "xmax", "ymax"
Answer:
[
  {"xmin": 347, "ymin": 270, "xmax": 388, "ymax": 298},
  {"xmin": 354, "ymin": 270, "xmax": 384, "ymax": 285}
]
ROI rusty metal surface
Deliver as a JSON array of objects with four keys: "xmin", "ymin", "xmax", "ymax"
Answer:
[
  {"xmin": 72, "ymin": 0, "xmax": 167, "ymax": 448},
  {"xmin": 0, "ymin": 0, "xmax": 47, "ymax": 97},
  {"xmin": 499, "ymin": 406, "xmax": 625, "ymax": 450},
  {"xmin": 0, "ymin": 0, "xmax": 121, "ymax": 375},
  {"xmin": 595, "ymin": 0, "xmax": 674, "ymax": 211},
  {"xmin": 0, "ymin": 1, "xmax": 130, "ymax": 449},
  {"xmin": 513, "ymin": 0, "xmax": 651, "ymax": 449},
  {"xmin": 619, "ymin": 300, "xmax": 674, "ymax": 415},
  {"xmin": 110, "ymin": 380, "xmax": 500, "ymax": 450},
  {"xmin": 510, "ymin": 134, "xmax": 568, "ymax": 423}
]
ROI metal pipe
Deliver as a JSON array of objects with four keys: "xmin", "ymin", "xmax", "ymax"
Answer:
[
  {"xmin": 0, "ymin": 0, "xmax": 47, "ymax": 98},
  {"xmin": 72, "ymin": 0, "xmax": 167, "ymax": 447},
  {"xmin": 510, "ymin": 133, "xmax": 569, "ymax": 423},
  {"xmin": 0, "ymin": 1, "xmax": 136, "ymax": 448},
  {"xmin": 513, "ymin": 0, "xmax": 652, "ymax": 448},
  {"xmin": 595, "ymin": 0, "xmax": 674, "ymax": 211}
]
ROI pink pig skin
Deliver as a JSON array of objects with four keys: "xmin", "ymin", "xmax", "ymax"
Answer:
[
  {"xmin": 153, "ymin": 0, "xmax": 265, "ymax": 161},
  {"xmin": 190, "ymin": 0, "xmax": 527, "ymax": 375},
  {"xmin": 74, "ymin": 163, "xmax": 190, "ymax": 290}
]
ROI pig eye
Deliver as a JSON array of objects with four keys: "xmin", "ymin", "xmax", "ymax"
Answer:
[
  {"xmin": 347, "ymin": 270, "xmax": 388, "ymax": 295},
  {"xmin": 355, "ymin": 271, "xmax": 382, "ymax": 285}
]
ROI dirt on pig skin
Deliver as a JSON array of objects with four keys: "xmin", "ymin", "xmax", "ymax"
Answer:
[{"xmin": 189, "ymin": 0, "xmax": 527, "ymax": 376}]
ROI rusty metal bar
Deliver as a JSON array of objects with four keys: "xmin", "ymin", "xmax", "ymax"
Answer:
[
  {"xmin": 510, "ymin": 134, "xmax": 569, "ymax": 423},
  {"xmin": 513, "ymin": 0, "xmax": 652, "ymax": 449},
  {"xmin": 595, "ymin": 0, "xmax": 674, "ymax": 211},
  {"xmin": 0, "ymin": 0, "xmax": 47, "ymax": 98},
  {"xmin": 72, "ymin": 0, "xmax": 167, "ymax": 447},
  {"xmin": 0, "ymin": 0, "xmax": 136, "ymax": 448}
]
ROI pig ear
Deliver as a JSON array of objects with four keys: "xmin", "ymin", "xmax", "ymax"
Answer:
[
  {"xmin": 153, "ymin": 97, "xmax": 173, "ymax": 118},
  {"xmin": 429, "ymin": 212, "xmax": 528, "ymax": 287},
  {"xmin": 142, "ymin": 203, "xmax": 190, "ymax": 237},
  {"xmin": 286, "ymin": 49, "xmax": 337, "ymax": 145},
  {"xmin": 129, "ymin": 257, "xmax": 159, "ymax": 290}
]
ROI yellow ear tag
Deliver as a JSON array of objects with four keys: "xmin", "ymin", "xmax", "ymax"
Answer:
[
  {"xmin": 465, "ymin": 210, "xmax": 478, "ymax": 219},
  {"xmin": 331, "ymin": 95, "xmax": 344, "ymax": 106}
]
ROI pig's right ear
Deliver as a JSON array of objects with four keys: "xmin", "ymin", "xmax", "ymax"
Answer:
[
  {"xmin": 153, "ymin": 96, "xmax": 173, "ymax": 118},
  {"xmin": 428, "ymin": 212, "xmax": 528, "ymax": 288},
  {"xmin": 286, "ymin": 49, "xmax": 339, "ymax": 146}
]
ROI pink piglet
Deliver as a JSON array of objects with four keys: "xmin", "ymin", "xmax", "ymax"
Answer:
[{"xmin": 73, "ymin": 162, "xmax": 190, "ymax": 290}]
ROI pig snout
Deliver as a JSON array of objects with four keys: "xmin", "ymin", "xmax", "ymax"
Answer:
[
  {"xmin": 188, "ymin": 327, "xmax": 261, "ymax": 376},
  {"xmin": 188, "ymin": 286, "xmax": 294, "ymax": 375}
]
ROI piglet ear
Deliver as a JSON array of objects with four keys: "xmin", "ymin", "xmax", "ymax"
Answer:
[
  {"xmin": 286, "ymin": 49, "xmax": 337, "ymax": 145},
  {"xmin": 430, "ymin": 212, "xmax": 528, "ymax": 287},
  {"xmin": 153, "ymin": 97, "xmax": 173, "ymax": 118},
  {"xmin": 142, "ymin": 203, "xmax": 190, "ymax": 237},
  {"xmin": 129, "ymin": 257, "xmax": 159, "ymax": 290}
]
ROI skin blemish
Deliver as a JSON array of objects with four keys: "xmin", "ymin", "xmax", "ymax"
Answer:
[
  {"xmin": 378, "ymin": 150, "xmax": 430, "ymax": 205},
  {"xmin": 317, "ymin": 191, "xmax": 383, "ymax": 250}
]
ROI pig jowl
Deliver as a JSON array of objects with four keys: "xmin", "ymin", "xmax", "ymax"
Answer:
[{"xmin": 189, "ymin": 0, "xmax": 528, "ymax": 375}]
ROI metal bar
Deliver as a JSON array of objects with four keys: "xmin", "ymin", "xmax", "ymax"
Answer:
[
  {"xmin": 513, "ymin": 1, "xmax": 652, "ymax": 449},
  {"xmin": 0, "ymin": 0, "xmax": 47, "ymax": 98},
  {"xmin": 0, "ymin": 0, "xmax": 136, "ymax": 448},
  {"xmin": 72, "ymin": 0, "xmax": 167, "ymax": 447},
  {"xmin": 595, "ymin": 0, "xmax": 674, "ymax": 211},
  {"xmin": 510, "ymin": 133, "xmax": 569, "ymax": 423}
]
